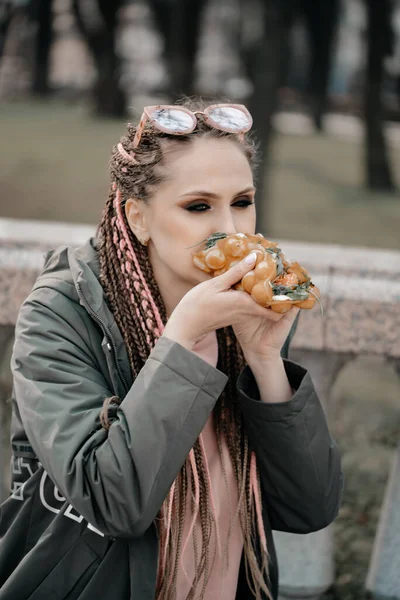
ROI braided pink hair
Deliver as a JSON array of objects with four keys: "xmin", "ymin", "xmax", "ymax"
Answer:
[{"xmin": 114, "ymin": 187, "xmax": 164, "ymax": 337}]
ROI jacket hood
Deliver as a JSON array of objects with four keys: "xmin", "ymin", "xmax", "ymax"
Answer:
[
  {"xmin": 32, "ymin": 238, "xmax": 100, "ymax": 303},
  {"xmin": 32, "ymin": 237, "xmax": 132, "ymax": 391}
]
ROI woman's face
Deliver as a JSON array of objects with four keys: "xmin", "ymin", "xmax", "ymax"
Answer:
[{"xmin": 126, "ymin": 136, "xmax": 256, "ymax": 296}]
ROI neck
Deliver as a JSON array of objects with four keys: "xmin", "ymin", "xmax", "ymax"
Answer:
[
  {"xmin": 148, "ymin": 250, "xmax": 191, "ymax": 319},
  {"xmin": 161, "ymin": 286, "xmax": 187, "ymax": 319}
]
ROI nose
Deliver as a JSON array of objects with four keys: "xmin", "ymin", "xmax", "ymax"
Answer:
[{"xmin": 215, "ymin": 207, "xmax": 237, "ymax": 236}]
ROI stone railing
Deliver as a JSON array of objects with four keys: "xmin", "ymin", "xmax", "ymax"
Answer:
[{"xmin": 0, "ymin": 217, "xmax": 399, "ymax": 599}]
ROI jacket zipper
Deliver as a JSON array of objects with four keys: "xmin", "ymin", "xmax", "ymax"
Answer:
[{"xmin": 76, "ymin": 282, "xmax": 129, "ymax": 394}]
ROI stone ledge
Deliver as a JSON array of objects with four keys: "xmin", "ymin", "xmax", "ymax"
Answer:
[
  {"xmin": 1, "ymin": 218, "xmax": 399, "ymax": 357},
  {"xmin": 0, "ymin": 217, "xmax": 95, "ymax": 247},
  {"xmin": 281, "ymin": 240, "xmax": 400, "ymax": 280}
]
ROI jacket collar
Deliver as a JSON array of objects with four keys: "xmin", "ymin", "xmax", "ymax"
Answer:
[{"xmin": 67, "ymin": 239, "xmax": 132, "ymax": 391}]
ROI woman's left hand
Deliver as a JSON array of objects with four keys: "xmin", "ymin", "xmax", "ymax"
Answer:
[{"xmin": 232, "ymin": 301, "xmax": 300, "ymax": 362}]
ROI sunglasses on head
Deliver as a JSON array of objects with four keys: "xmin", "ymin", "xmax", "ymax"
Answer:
[{"xmin": 118, "ymin": 104, "xmax": 253, "ymax": 164}]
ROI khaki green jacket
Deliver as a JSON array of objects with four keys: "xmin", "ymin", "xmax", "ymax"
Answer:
[{"xmin": 0, "ymin": 239, "xmax": 342, "ymax": 600}]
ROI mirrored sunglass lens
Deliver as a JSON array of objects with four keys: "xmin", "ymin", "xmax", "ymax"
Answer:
[
  {"xmin": 207, "ymin": 107, "xmax": 251, "ymax": 131},
  {"xmin": 152, "ymin": 108, "xmax": 193, "ymax": 132}
]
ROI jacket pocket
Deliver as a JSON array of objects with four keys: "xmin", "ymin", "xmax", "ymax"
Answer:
[{"xmin": 27, "ymin": 539, "xmax": 100, "ymax": 600}]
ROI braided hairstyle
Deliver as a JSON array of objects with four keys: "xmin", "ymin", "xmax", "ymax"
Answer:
[{"xmin": 97, "ymin": 99, "xmax": 272, "ymax": 600}]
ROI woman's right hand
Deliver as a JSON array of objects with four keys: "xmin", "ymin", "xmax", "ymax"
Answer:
[{"xmin": 162, "ymin": 252, "xmax": 276, "ymax": 352}]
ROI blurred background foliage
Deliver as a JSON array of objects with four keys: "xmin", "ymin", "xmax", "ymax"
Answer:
[{"xmin": 1, "ymin": 0, "xmax": 400, "ymax": 248}]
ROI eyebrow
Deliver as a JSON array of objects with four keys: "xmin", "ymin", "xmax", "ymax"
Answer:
[{"xmin": 179, "ymin": 186, "xmax": 255, "ymax": 199}]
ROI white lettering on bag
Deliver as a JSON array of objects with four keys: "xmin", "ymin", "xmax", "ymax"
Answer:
[
  {"xmin": 11, "ymin": 457, "xmax": 34, "ymax": 501},
  {"xmin": 12, "ymin": 456, "xmax": 34, "ymax": 478},
  {"xmin": 38, "ymin": 471, "xmax": 104, "ymax": 537},
  {"xmin": 11, "ymin": 481, "xmax": 26, "ymax": 501}
]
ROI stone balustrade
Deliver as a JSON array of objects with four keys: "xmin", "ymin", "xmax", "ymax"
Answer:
[{"xmin": 0, "ymin": 216, "xmax": 399, "ymax": 599}]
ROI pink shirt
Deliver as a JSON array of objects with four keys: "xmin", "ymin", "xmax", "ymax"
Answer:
[{"xmin": 175, "ymin": 333, "xmax": 244, "ymax": 599}]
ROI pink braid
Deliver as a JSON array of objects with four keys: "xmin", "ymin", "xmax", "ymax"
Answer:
[
  {"xmin": 160, "ymin": 479, "xmax": 176, "ymax": 576},
  {"xmin": 165, "ymin": 478, "xmax": 187, "ymax": 593},
  {"xmin": 250, "ymin": 451, "xmax": 268, "ymax": 556},
  {"xmin": 114, "ymin": 189, "xmax": 164, "ymax": 333},
  {"xmin": 114, "ymin": 202, "xmax": 152, "ymax": 346},
  {"xmin": 180, "ymin": 449, "xmax": 200, "ymax": 584},
  {"xmin": 198, "ymin": 433, "xmax": 222, "ymax": 556}
]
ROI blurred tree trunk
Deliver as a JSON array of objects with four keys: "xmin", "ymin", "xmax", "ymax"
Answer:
[
  {"xmin": 364, "ymin": 0, "xmax": 395, "ymax": 191},
  {"xmin": 242, "ymin": 0, "xmax": 288, "ymax": 233},
  {"xmin": 0, "ymin": 1, "xmax": 13, "ymax": 60},
  {"xmin": 72, "ymin": 0, "xmax": 126, "ymax": 118},
  {"xmin": 31, "ymin": 0, "xmax": 53, "ymax": 96},
  {"xmin": 302, "ymin": 0, "xmax": 340, "ymax": 131},
  {"xmin": 148, "ymin": 0, "xmax": 207, "ymax": 97}
]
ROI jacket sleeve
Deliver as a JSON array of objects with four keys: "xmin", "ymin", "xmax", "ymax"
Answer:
[
  {"xmin": 12, "ymin": 287, "xmax": 228, "ymax": 539},
  {"xmin": 237, "ymin": 360, "xmax": 343, "ymax": 533}
]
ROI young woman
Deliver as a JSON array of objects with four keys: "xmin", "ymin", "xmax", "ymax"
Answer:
[{"xmin": 0, "ymin": 101, "xmax": 342, "ymax": 600}]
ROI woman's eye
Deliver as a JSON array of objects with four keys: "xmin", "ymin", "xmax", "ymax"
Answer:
[
  {"xmin": 186, "ymin": 198, "xmax": 254, "ymax": 212},
  {"xmin": 186, "ymin": 203, "xmax": 210, "ymax": 212},
  {"xmin": 234, "ymin": 198, "xmax": 255, "ymax": 208}
]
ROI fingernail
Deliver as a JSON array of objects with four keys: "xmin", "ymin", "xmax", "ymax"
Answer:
[{"xmin": 244, "ymin": 252, "xmax": 257, "ymax": 265}]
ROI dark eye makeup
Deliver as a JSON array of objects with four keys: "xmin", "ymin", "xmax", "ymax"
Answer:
[{"xmin": 185, "ymin": 198, "xmax": 255, "ymax": 212}]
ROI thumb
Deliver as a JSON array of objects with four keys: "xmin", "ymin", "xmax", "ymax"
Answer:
[{"xmin": 215, "ymin": 252, "xmax": 257, "ymax": 290}]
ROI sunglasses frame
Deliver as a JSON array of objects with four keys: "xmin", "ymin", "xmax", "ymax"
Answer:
[{"xmin": 131, "ymin": 103, "xmax": 253, "ymax": 152}]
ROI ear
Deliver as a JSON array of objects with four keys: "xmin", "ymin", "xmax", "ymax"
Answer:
[{"xmin": 125, "ymin": 198, "xmax": 149, "ymax": 241}]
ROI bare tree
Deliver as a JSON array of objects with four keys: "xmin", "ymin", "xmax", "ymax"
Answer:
[
  {"xmin": 147, "ymin": 0, "xmax": 207, "ymax": 97},
  {"xmin": 302, "ymin": 0, "xmax": 340, "ymax": 131},
  {"xmin": 31, "ymin": 0, "xmax": 53, "ymax": 95},
  {"xmin": 364, "ymin": 0, "xmax": 395, "ymax": 191},
  {"xmin": 0, "ymin": 1, "xmax": 13, "ymax": 61},
  {"xmin": 72, "ymin": 0, "xmax": 126, "ymax": 117},
  {"xmin": 241, "ymin": 0, "xmax": 290, "ymax": 232}
]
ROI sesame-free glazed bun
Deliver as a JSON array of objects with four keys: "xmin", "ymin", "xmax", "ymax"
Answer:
[{"xmin": 193, "ymin": 232, "xmax": 320, "ymax": 314}]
